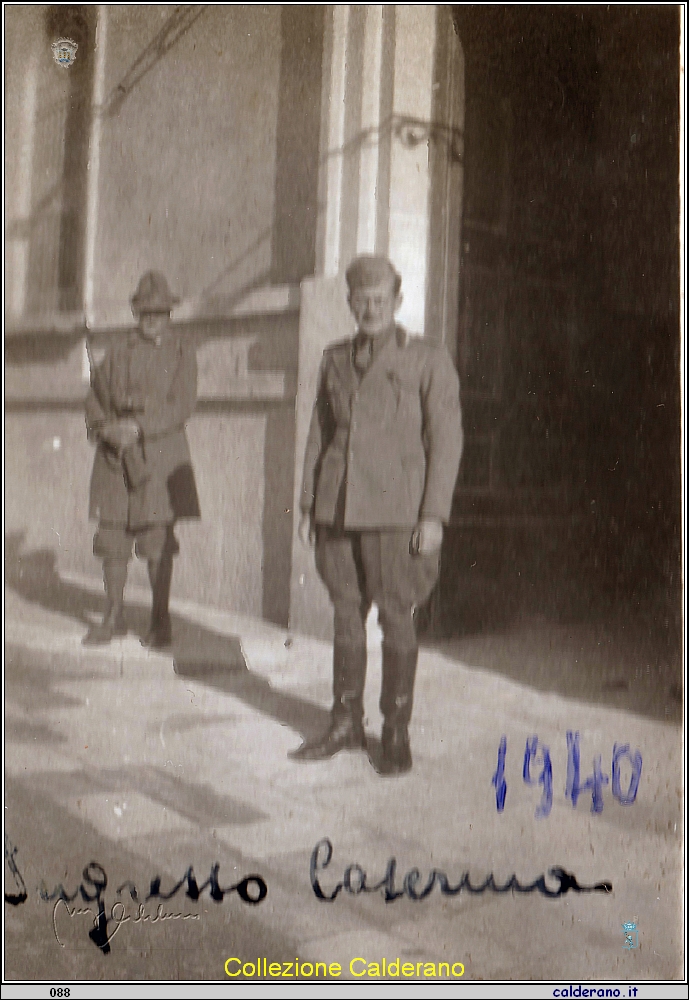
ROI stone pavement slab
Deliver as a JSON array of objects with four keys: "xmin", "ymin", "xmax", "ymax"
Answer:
[{"xmin": 4, "ymin": 575, "xmax": 683, "ymax": 982}]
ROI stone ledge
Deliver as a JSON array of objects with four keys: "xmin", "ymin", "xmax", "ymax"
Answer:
[
  {"xmin": 5, "ymin": 284, "xmax": 302, "ymax": 338},
  {"xmin": 5, "ymin": 373, "xmax": 298, "ymax": 408}
]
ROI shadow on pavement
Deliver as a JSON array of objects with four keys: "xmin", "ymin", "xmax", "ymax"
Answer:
[
  {"xmin": 5, "ymin": 533, "xmax": 332, "ymax": 746},
  {"xmin": 4, "ymin": 777, "xmax": 300, "ymax": 981},
  {"xmin": 420, "ymin": 577, "xmax": 683, "ymax": 724}
]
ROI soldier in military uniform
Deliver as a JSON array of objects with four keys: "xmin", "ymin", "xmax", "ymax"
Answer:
[
  {"xmin": 83, "ymin": 270, "xmax": 200, "ymax": 647},
  {"xmin": 296, "ymin": 255, "xmax": 463, "ymax": 774}
]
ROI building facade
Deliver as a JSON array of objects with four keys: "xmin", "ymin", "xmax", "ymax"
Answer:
[
  {"xmin": 5, "ymin": 5, "xmax": 681, "ymax": 639},
  {"xmin": 6, "ymin": 5, "xmax": 463, "ymax": 635}
]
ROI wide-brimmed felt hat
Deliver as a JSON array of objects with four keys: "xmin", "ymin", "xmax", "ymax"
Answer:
[{"xmin": 130, "ymin": 271, "xmax": 180, "ymax": 313}]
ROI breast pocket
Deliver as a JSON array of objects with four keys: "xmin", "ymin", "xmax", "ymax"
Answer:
[
  {"xmin": 386, "ymin": 370, "xmax": 419, "ymax": 405},
  {"xmin": 384, "ymin": 371, "xmax": 422, "ymax": 434}
]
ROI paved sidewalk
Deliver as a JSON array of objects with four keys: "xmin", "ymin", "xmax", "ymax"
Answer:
[{"xmin": 4, "ymin": 573, "xmax": 684, "ymax": 982}]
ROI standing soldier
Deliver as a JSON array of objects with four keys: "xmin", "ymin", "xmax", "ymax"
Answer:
[
  {"xmin": 83, "ymin": 270, "xmax": 201, "ymax": 648},
  {"xmin": 295, "ymin": 255, "xmax": 463, "ymax": 775}
]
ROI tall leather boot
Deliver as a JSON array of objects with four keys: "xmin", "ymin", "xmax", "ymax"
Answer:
[
  {"xmin": 83, "ymin": 560, "xmax": 128, "ymax": 645},
  {"xmin": 291, "ymin": 643, "xmax": 368, "ymax": 760},
  {"xmin": 376, "ymin": 645, "xmax": 418, "ymax": 775},
  {"xmin": 141, "ymin": 552, "xmax": 173, "ymax": 649}
]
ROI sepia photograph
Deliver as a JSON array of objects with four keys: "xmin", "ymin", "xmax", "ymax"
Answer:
[{"xmin": 4, "ymin": 3, "xmax": 685, "ymax": 992}]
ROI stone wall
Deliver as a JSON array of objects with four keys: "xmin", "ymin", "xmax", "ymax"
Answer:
[{"xmin": 6, "ymin": 305, "xmax": 300, "ymax": 625}]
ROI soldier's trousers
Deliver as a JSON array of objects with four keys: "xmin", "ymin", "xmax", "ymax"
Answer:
[
  {"xmin": 315, "ymin": 527, "xmax": 440, "ymax": 653},
  {"xmin": 93, "ymin": 523, "xmax": 179, "ymax": 562}
]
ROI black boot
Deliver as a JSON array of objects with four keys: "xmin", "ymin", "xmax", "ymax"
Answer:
[
  {"xmin": 379, "ymin": 722, "xmax": 412, "ymax": 775},
  {"xmin": 141, "ymin": 552, "xmax": 173, "ymax": 649},
  {"xmin": 375, "ymin": 645, "xmax": 418, "ymax": 776},
  {"xmin": 83, "ymin": 560, "xmax": 128, "ymax": 646},
  {"xmin": 291, "ymin": 644, "xmax": 367, "ymax": 760}
]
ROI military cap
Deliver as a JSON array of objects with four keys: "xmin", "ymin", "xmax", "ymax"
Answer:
[
  {"xmin": 345, "ymin": 254, "xmax": 401, "ymax": 293},
  {"xmin": 130, "ymin": 271, "xmax": 180, "ymax": 313}
]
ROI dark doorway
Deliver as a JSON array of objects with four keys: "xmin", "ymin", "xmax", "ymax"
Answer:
[{"xmin": 433, "ymin": 8, "xmax": 681, "ymax": 706}]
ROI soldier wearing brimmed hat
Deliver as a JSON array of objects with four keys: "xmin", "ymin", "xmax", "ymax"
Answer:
[
  {"xmin": 83, "ymin": 270, "xmax": 200, "ymax": 647},
  {"xmin": 295, "ymin": 254, "xmax": 463, "ymax": 774}
]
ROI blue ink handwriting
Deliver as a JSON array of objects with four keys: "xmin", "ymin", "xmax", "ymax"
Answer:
[{"xmin": 492, "ymin": 732, "xmax": 642, "ymax": 816}]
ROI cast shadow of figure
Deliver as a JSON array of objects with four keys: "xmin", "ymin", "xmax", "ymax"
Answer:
[
  {"xmin": 5, "ymin": 532, "xmax": 115, "ymax": 628},
  {"xmin": 4, "ymin": 533, "xmax": 333, "ymax": 749}
]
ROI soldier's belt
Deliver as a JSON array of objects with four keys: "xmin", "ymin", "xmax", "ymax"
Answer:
[{"xmin": 138, "ymin": 424, "xmax": 185, "ymax": 442}]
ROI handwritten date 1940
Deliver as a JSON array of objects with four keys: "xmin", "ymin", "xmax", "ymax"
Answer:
[{"xmin": 492, "ymin": 732, "xmax": 643, "ymax": 817}]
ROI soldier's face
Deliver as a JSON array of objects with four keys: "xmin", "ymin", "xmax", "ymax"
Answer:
[
  {"xmin": 139, "ymin": 312, "xmax": 170, "ymax": 341},
  {"xmin": 349, "ymin": 278, "xmax": 402, "ymax": 336}
]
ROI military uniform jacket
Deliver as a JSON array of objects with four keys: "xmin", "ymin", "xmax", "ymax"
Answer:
[
  {"xmin": 301, "ymin": 325, "xmax": 463, "ymax": 529},
  {"xmin": 86, "ymin": 330, "xmax": 201, "ymax": 529}
]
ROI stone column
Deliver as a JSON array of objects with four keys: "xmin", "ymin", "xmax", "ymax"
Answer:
[
  {"xmin": 83, "ymin": 5, "xmax": 108, "ymax": 328},
  {"xmin": 383, "ymin": 5, "xmax": 437, "ymax": 335},
  {"xmin": 356, "ymin": 5, "xmax": 384, "ymax": 254},
  {"xmin": 5, "ymin": 9, "xmax": 41, "ymax": 321}
]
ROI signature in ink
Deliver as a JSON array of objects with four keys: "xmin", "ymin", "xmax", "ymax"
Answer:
[
  {"xmin": 310, "ymin": 839, "xmax": 612, "ymax": 902},
  {"xmin": 40, "ymin": 861, "xmax": 267, "ymax": 954},
  {"xmin": 52, "ymin": 898, "xmax": 200, "ymax": 949}
]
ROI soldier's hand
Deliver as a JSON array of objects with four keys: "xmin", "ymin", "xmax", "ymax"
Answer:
[
  {"xmin": 117, "ymin": 418, "xmax": 141, "ymax": 446},
  {"xmin": 411, "ymin": 518, "xmax": 443, "ymax": 556},
  {"xmin": 100, "ymin": 419, "xmax": 140, "ymax": 451},
  {"xmin": 298, "ymin": 512, "xmax": 316, "ymax": 548},
  {"xmin": 112, "ymin": 419, "xmax": 141, "ymax": 450},
  {"xmin": 98, "ymin": 421, "xmax": 122, "ymax": 449}
]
